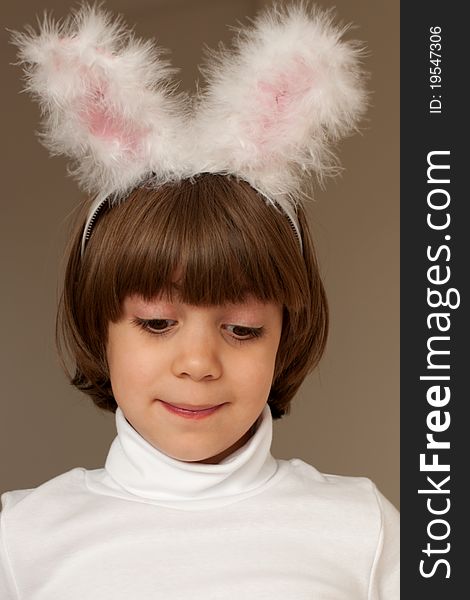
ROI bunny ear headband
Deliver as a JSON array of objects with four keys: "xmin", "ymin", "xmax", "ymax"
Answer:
[{"xmin": 11, "ymin": 1, "xmax": 368, "ymax": 257}]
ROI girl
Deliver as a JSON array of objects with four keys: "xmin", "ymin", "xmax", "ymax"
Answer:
[{"xmin": 2, "ymin": 3, "xmax": 399, "ymax": 598}]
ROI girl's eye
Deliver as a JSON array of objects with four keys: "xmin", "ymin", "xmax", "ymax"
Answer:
[
  {"xmin": 132, "ymin": 317, "xmax": 264, "ymax": 343},
  {"xmin": 132, "ymin": 318, "xmax": 264, "ymax": 343},
  {"xmin": 225, "ymin": 325, "xmax": 265, "ymax": 343},
  {"xmin": 132, "ymin": 318, "xmax": 175, "ymax": 335}
]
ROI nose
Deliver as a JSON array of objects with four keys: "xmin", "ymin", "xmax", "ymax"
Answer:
[{"xmin": 171, "ymin": 325, "xmax": 223, "ymax": 381}]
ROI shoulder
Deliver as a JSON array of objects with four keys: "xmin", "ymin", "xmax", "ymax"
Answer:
[
  {"xmin": 283, "ymin": 458, "xmax": 400, "ymax": 598},
  {"xmin": 287, "ymin": 457, "xmax": 400, "ymax": 529},
  {"xmin": 1, "ymin": 467, "xmax": 97, "ymax": 567},
  {"xmin": 286, "ymin": 457, "xmax": 398, "ymax": 515},
  {"xmin": 1, "ymin": 468, "xmax": 97, "ymax": 598},
  {"xmin": 1, "ymin": 467, "xmax": 89, "ymax": 525}
]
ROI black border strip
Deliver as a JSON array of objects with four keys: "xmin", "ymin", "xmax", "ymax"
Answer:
[{"xmin": 401, "ymin": 1, "xmax": 465, "ymax": 596}]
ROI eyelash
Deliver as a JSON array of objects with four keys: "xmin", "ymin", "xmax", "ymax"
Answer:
[{"xmin": 131, "ymin": 317, "xmax": 265, "ymax": 344}]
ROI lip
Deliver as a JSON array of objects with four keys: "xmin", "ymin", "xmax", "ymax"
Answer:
[{"xmin": 159, "ymin": 400, "xmax": 225, "ymax": 420}]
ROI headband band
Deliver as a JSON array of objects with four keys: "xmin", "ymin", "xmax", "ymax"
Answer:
[{"xmin": 80, "ymin": 182, "xmax": 304, "ymax": 258}]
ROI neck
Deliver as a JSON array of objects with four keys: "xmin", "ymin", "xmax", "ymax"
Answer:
[{"xmin": 87, "ymin": 402, "xmax": 282, "ymax": 509}]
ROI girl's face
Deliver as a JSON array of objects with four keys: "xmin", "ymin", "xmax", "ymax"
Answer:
[{"xmin": 106, "ymin": 293, "xmax": 283, "ymax": 464}]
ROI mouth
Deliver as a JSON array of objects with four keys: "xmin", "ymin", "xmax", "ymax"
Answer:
[
  {"xmin": 164, "ymin": 401, "xmax": 221, "ymax": 411},
  {"xmin": 158, "ymin": 400, "xmax": 225, "ymax": 420}
]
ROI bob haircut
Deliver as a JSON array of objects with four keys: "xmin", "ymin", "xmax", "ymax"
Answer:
[{"xmin": 56, "ymin": 173, "xmax": 328, "ymax": 420}]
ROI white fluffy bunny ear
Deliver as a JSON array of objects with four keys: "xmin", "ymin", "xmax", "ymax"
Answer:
[
  {"xmin": 11, "ymin": 3, "xmax": 188, "ymax": 198},
  {"xmin": 191, "ymin": 1, "xmax": 369, "ymax": 207}
]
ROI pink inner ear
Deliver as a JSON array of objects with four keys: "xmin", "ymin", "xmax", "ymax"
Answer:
[
  {"xmin": 254, "ymin": 56, "xmax": 315, "ymax": 142},
  {"xmin": 78, "ymin": 78, "xmax": 149, "ymax": 153}
]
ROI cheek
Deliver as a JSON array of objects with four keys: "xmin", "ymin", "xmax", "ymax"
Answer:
[
  {"xmin": 107, "ymin": 338, "xmax": 157, "ymax": 394},
  {"xmin": 231, "ymin": 346, "xmax": 278, "ymax": 397},
  {"xmin": 122, "ymin": 353, "xmax": 155, "ymax": 380}
]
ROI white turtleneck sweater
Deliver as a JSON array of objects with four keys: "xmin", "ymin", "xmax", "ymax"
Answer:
[{"xmin": 0, "ymin": 405, "xmax": 399, "ymax": 599}]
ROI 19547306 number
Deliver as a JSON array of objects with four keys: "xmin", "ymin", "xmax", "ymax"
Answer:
[
  {"xmin": 429, "ymin": 26, "xmax": 441, "ymax": 88},
  {"xmin": 429, "ymin": 26, "xmax": 442, "ymax": 114}
]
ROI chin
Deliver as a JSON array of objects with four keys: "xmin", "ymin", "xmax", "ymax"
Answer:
[{"xmin": 165, "ymin": 447, "xmax": 218, "ymax": 463}]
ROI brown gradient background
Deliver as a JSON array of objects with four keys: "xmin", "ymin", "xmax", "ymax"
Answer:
[{"xmin": 0, "ymin": 0, "xmax": 399, "ymax": 508}]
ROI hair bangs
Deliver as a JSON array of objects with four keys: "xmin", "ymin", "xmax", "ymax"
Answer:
[{"xmin": 87, "ymin": 174, "xmax": 302, "ymax": 319}]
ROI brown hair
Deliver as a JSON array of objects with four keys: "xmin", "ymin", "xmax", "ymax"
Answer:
[{"xmin": 56, "ymin": 173, "xmax": 328, "ymax": 420}]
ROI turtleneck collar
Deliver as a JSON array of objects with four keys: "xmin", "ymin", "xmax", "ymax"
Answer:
[{"xmin": 86, "ymin": 403, "xmax": 286, "ymax": 510}]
